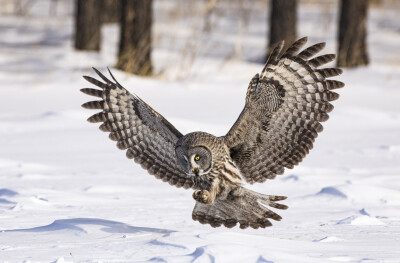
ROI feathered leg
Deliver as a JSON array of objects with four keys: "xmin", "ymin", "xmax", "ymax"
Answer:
[{"xmin": 192, "ymin": 178, "xmax": 220, "ymax": 204}]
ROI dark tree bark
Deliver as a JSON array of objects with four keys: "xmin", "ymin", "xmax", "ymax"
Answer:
[
  {"xmin": 116, "ymin": 0, "xmax": 153, "ymax": 76},
  {"xmin": 74, "ymin": 0, "xmax": 101, "ymax": 51},
  {"xmin": 102, "ymin": 0, "xmax": 122, "ymax": 23},
  {"xmin": 337, "ymin": 0, "xmax": 369, "ymax": 67},
  {"xmin": 267, "ymin": 0, "xmax": 297, "ymax": 60}
]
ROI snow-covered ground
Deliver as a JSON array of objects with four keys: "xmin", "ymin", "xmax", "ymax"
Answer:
[{"xmin": 1, "ymin": 1, "xmax": 400, "ymax": 262}]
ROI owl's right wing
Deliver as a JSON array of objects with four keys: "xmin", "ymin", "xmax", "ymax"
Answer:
[
  {"xmin": 81, "ymin": 68, "xmax": 194, "ymax": 189},
  {"xmin": 224, "ymin": 37, "xmax": 344, "ymax": 184}
]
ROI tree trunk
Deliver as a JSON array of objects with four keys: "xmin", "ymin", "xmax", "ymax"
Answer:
[
  {"xmin": 102, "ymin": 0, "xmax": 121, "ymax": 23},
  {"xmin": 116, "ymin": 0, "xmax": 153, "ymax": 76},
  {"xmin": 337, "ymin": 0, "xmax": 369, "ymax": 67},
  {"xmin": 268, "ymin": 0, "xmax": 297, "ymax": 60},
  {"xmin": 74, "ymin": 0, "xmax": 101, "ymax": 51}
]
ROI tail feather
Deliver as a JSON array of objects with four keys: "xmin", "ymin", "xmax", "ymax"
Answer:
[{"xmin": 192, "ymin": 186, "xmax": 287, "ymax": 229}]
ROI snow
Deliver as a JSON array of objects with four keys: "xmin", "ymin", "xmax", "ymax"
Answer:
[{"xmin": 0, "ymin": 0, "xmax": 400, "ymax": 262}]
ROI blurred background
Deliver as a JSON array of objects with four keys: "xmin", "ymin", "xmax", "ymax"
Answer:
[
  {"xmin": 1, "ymin": 0, "xmax": 399, "ymax": 78},
  {"xmin": 0, "ymin": 0, "xmax": 400, "ymax": 262}
]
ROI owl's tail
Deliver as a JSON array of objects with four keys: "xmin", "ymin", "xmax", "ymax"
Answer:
[{"xmin": 192, "ymin": 186, "xmax": 287, "ymax": 229}]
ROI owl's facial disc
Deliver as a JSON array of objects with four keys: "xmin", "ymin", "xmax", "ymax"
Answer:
[
  {"xmin": 188, "ymin": 146, "xmax": 212, "ymax": 176},
  {"xmin": 175, "ymin": 146, "xmax": 212, "ymax": 176}
]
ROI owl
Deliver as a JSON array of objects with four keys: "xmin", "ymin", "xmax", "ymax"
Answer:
[{"xmin": 81, "ymin": 37, "xmax": 344, "ymax": 229}]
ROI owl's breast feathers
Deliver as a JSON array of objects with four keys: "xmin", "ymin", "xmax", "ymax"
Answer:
[
  {"xmin": 193, "ymin": 156, "xmax": 242, "ymax": 191},
  {"xmin": 217, "ymin": 157, "xmax": 242, "ymax": 186},
  {"xmin": 209, "ymin": 139, "xmax": 243, "ymax": 188},
  {"xmin": 202, "ymin": 156, "xmax": 242, "ymax": 201}
]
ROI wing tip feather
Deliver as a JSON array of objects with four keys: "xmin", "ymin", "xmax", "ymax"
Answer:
[
  {"xmin": 107, "ymin": 67, "xmax": 120, "ymax": 85},
  {"xmin": 87, "ymin": 112, "xmax": 106, "ymax": 123}
]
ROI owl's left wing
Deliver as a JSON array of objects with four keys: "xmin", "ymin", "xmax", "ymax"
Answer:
[
  {"xmin": 224, "ymin": 37, "xmax": 344, "ymax": 184},
  {"xmin": 81, "ymin": 68, "xmax": 194, "ymax": 189}
]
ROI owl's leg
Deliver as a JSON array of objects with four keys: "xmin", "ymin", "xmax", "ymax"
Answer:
[
  {"xmin": 193, "ymin": 190, "xmax": 213, "ymax": 204},
  {"xmin": 193, "ymin": 178, "xmax": 220, "ymax": 204},
  {"xmin": 193, "ymin": 187, "xmax": 219, "ymax": 204}
]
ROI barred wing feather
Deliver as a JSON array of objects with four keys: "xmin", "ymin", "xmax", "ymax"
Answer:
[
  {"xmin": 81, "ymin": 68, "xmax": 194, "ymax": 189},
  {"xmin": 225, "ymin": 37, "xmax": 344, "ymax": 183}
]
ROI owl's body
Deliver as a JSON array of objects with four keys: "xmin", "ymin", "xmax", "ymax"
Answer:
[
  {"xmin": 81, "ymin": 37, "xmax": 344, "ymax": 229},
  {"xmin": 177, "ymin": 132, "xmax": 242, "ymax": 204}
]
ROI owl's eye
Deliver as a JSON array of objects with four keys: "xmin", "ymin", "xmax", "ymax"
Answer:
[{"xmin": 194, "ymin": 155, "xmax": 200, "ymax": 161}]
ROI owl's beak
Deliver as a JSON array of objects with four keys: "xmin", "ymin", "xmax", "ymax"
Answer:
[{"xmin": 191, "ymin": 168, "xmax": 199, "ymax": 176}]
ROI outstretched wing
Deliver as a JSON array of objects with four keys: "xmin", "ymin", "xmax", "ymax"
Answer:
[
  {"xmin": 81, "ymin": 68, "xmax": 194, "ymax": 189},
  {"xmin": 224, "ymin": 37, "xmax": 344, "ymax": 184},
  {"xmin": 192, "ymin": 186, "xmax": 287, "ymax": 229}
]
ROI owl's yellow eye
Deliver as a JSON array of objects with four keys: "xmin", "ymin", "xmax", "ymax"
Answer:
[{"xmin": 194, "ymin": 155, "xmax": 200, "ymax": 161}]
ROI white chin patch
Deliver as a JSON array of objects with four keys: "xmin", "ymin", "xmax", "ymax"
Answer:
[{"xmin": 198, "ymin": 169, "xmax": 210, "ymax": 176}]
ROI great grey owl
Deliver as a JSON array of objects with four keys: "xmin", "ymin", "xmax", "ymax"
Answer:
[{"xmin": 81, "ymin": 37, "xmax": 344, "ymax": 229}]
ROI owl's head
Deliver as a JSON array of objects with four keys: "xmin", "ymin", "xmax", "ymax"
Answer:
[
  {"xmin": 175, "ymin": 145, "xmax": 212, "ymax": 176},
  {"xmin": 175, "ymin": 132, "xmax": 217, "ymax": 176}
]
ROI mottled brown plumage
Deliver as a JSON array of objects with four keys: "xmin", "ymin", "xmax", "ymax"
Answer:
[{"xmin": 81, "ymin": 37, "xmax": 344, "ymax": 229}]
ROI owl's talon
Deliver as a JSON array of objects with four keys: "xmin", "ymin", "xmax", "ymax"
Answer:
[{"xmin": 193, "ymin": 190, "xmax": 211, "ymax": 204}]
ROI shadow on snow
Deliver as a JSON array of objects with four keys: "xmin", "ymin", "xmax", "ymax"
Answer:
[{"xmin": 1, "ymin": 217, "xmax": 173, "ymax": 235}]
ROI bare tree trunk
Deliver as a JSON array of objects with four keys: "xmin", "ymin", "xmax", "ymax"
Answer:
[
  {"xmin": 49, "ymin": 0, "xmax": 58, "ymax": 16},
  {"xmin": 102, "ymin": 0, "xmax": 121, "ymax": 23},
  {"xmin": 268, "ymin": 0, "xmax": 297, "ymax": 60},
  {"xmin": 74, "ymin": 0, "xmax": 101, "ymax": 51},
  {"xmin": 116, "ymin": 0, "xmax": 153, "ymax": 76},
  {"xmin": 337, "ymin": 0, "xmax": 369, "ymax": 67}
]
